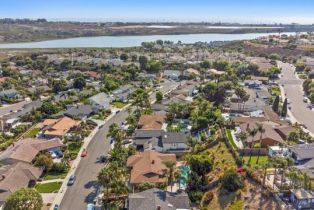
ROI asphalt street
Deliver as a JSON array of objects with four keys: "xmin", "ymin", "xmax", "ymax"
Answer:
[
  {"xmin": 59, "ymin": 80, "xmax": 179, "ymax": 210},
  {"xmin": 278, "ymin": 61, "xmax": 314, "ymax": 136}
]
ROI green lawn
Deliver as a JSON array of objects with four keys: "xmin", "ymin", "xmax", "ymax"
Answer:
[
  {"xmin": 35, "ymin": 182, "xmax": 62, "ymax": 193},
  {"xmin": 243, "ymin": 156, "xmax": 268, "ymax": 166},
  {"xmin": 42, "ymin": 171, "xmax": 68, "ymax": 181},
  {"xmin": 24, "ymin": 127, "xmax": 40, "ymax": 138},
  {"xmin": 112, "ymin": 101, "xmax": 127, "ymax": 108},
  {"xmin": 226, "ymin": 129, "xmax": 237, "ymax": 149}
]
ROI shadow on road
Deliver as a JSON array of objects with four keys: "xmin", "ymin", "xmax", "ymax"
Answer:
[{"xmin": 84, "ymin": 180, "xmax": 99, "ymax": 189}]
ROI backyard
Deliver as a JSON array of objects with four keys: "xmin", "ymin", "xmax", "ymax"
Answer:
[
  {"xmin": 226, "ymin": 129, "xmax": 237, "ymax": 149},
  {"xmin": 111, "ymin": 101, "xmax": 127, "ymax": 108},
  {"xmin": 24, "ymin": 127, "xmax": 41, "ymax": 138},
  {"xmin": 243, "ymin": 156, "xmax": 268, "ymax": 167}
]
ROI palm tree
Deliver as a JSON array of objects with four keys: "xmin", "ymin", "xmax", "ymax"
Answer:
[
  {"xmin": 163, "ymin": 160, "xmax": 177, "ymax": 192},
  {"xmin": 247, "ymin": 128, "xmax": 257, "ymax": 163},
  {"xmin": 255, "ymin": 123, "xmax": 265, "ymax": 164},
  {"xmin": 98, "ymin": 167, "xmax": 114, "ymax": 207}
]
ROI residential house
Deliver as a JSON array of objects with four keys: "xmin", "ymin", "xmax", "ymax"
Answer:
[
  {"xmin": 163, "ymin": 70, "xmax": 181, "ymax": 81},
  {"xmin": 290, "ymin": 188, "xmax": 314, "ymax": 210},
  {"xmin": 183, "ymin": 68, "xmax": 200, "ymax": 78},
  {"xmin": 112, "ymin": 85, "xmax": 134, "ymax": 102},
  {"xmin": 288, "ymin": 143, "xmax": 314, "ymax": 165},
  {"xmin": 41, "ymin": 116, "xmax": 80, "ymax": 139},
  {"xmin": 172, "ymin": 82, "xmax": 198, "ymax": 97},
  {"xmin": 0, "ymin": 162, "xmax": 43, "ymax": 207},
  {"xmin": 0, "ymin": 138, "xmax": 63, "ymax": 164},
  {"xmin": 143, "ymin": 132, "xmax": 190, "ymax": 153},
  {"xmin": 84, "ymin": 71, "xmax": 101, "ymax": 81},
  {"xmin": 0, "ymin": 89, "xmax": 19, "ymax": 99},
  {"xmin": 239, "ymin": 122, "xmax": 285, "ymax": 147},
  {"xmin": 274, "ymin": 125, "xmax": 295, "ymax": 140},
  {"xmin": 127, "ymin": 151, "xmax": 176, "ymax": 186},
  {"xmin": 0, "ymin": 100, "xmax": 42, "ymax": 132},
  {"xmin": 138, "ymin": 114, "xmax": 166, "ymax": 130},
  {"xmin": 89, "ymin": 92, "xmax": 111, "ymax": 110},
  {"xmin": 246, "ymin": 57, "xmax": 273, "ymax": 73},
  {"xmin": 64, "ymin": 104, "xmax": 94, "ymax": 120},
  {"xmin": 128, "ymin": 188, "xmax": 190, "ymax": 210},
  {"xmin": 229, "ymin": 98, "xmax": 266, "ymax": 114}
]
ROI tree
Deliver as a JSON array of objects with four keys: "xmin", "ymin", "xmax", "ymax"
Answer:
[
  {"xmin": 156, "ymin": 91, "xmax": 163, "ymax": 103},
  {"xmin": 34, "ymin": 154, "xmax": 53, "ymax": 172},
  {"xmin": 52, "ymin": 79, "xmax": 67, "ymax": 93},
  {"xmin": 147, "ymin": 60, "xmax": 163, "ymax": 73},
  {"xmin": 256, "ymin": 123, "xmax": 265, "ymax": 163},
  {"xmin": 120, "ymin": 53, "xmax": 128, "ymax": 62},
  {"xmin": 212, "ymin": 60, "xmax": 229, "ymax": 71},
  {"xmin": 131, "ymin": 54, "xmax": 138, "ymax": 62},
  {"xmin": 220, "ymin": 168, "xmax": 244, "ymax": 192},
  {"xmin": 4, "ymin": 188, "xmax": 43, "ymax": 210},
  {"xmin": 281, "ymin": 98, "xmax": 288, "ymax": 117},
  {"xmin": 139, "ymin": 55, "xmax": 148, "ymax": 70},
  {"xmin": 288, "ymin": 130, "xmax": 300, "ymax": 143},
  {"xmin": 73, "ymin": 76, "xmax": 86, "ymax": 90},
  {"xmin": 272, "ymin": 95, "xmax": 279, "ymax": 113},
  {"xmin": 41, "ymin": 101, "xmax": 58, "ymax": 116},
  {"xmin": 98, "ymin": 167, "xmax": 114, "ymax": 208},
  {"xmin": 187, "ymin": 154, "xmax": 213, "ymax": 183},
  {"xmin": 163, "ymin": 160, "xmax": 177, "ymax": 192},
  {"xmin": 200, "ymin": 60, "xmax": 211, "ymax": 69}
]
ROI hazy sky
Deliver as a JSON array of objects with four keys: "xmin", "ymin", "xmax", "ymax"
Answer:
[{"xmin": 1, "ymin": 0, "xmax": 314, "ymax": 24}]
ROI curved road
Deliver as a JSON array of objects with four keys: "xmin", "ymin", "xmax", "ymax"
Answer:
[
  {"xmin": 277, "ymin": 61, "xmax": 314, "ymax": 136},
  {"xmin": 58, "ymin": 80, "xmax": 179, "ymax": 210}
]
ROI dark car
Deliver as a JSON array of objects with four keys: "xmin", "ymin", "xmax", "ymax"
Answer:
[
  {"xmin": 99, "ymin": 155, "xmax": 107, "ymax": 163},
  {"xmin": 67, "ymin": 175, "xmax": 76, "ymax": 186},
  {"xmin": 115, "ymin": 110, "xmax": 120, "ymax": 114},
  {"xmin": 53, "ymin": 204, "xmax": 59, "ymax": 210}
]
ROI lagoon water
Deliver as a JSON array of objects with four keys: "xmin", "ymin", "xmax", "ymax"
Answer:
[{"xmin": 0, "ymin": 32, "xmax": 295, "ymax": 49}]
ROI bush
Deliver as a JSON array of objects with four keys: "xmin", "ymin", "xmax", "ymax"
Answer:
[
  {"xmin": 188, "ymin": 190, "xmax": 203, "ymax": 203},
  {"xmin": 51, "ymin": 162, "xmax": 69, "ymax": 173},
  {"xmin": 220, "ymin": 168, "xmax": 244, "ymax": 192},
  {"xmin": 201, "ymin": 191, "xmax": 214, "ymax": 206}
]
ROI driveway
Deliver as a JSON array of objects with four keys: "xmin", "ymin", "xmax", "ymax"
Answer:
[
  {"xmin": 277, "ymin": 61, "xmax": 314, "ymax": 136},
  {"xmin": 57, "ymin": 80, "xmax": 180, "ymax": 210}
]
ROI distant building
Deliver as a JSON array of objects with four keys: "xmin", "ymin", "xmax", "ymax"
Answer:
[
  {"xmin": 163, "ymin": 70, "xmax": 181, "ymax": 81},
  {"xmin": 64, "ymin": 104, "xmax": 94, "ymax": 120},
  {"xmin": 88, "ymin": 92, "xmax": 111, "ymax": 110}
]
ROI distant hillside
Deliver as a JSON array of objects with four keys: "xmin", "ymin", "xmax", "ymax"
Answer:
[{"xmin": 0, "ymin": 19, "xmax": 313, "ymax": 43}]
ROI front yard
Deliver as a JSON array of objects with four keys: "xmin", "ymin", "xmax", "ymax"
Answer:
[
  {"xmin": 41, "ymin": 170, "xmax": 68, "ymax": 181},
  {"xmin": 111, "ymin": 101, "xmax": 127, "ymax": 108},
  {"xmin": 35, "ymin": 182, "xmax": 62, "ymax": 193}
]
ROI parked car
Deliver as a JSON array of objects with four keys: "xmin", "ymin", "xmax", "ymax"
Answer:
[
  {"xmin": 67, "ymin": 175, "xmax": 76, "ymax": 186},
  {"xmin": 53, "ymin": 204, "xmax": 59, "ymax": 210},
  {"xmin": 81, "ymin": 149, "xmax": 87, "ymax": 157},
  {"xmin": 115, "ymin": 110, "xmax": 120, "ymax": 114},
  {"xmin": 99, "ymin": 155, "xmax": 110, "ymax": 163}
]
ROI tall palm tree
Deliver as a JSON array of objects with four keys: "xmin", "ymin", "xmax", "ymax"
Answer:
[
  {"xmin": 163, "ymin": 160, "xmax": 177, "ymax": 192},
  {"xmin": 247, "ymin": 128, "xmax": 257, "ymax": 163},
  {"xmin": 255, "ymin": 123, "xmax": 265, "ymax": 164},
  {"xmin": 98, "ymin": 167, "xmax": 114, "ymax": 207}
]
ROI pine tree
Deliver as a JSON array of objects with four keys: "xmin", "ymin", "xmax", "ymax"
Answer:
[
  {"xmin": 281, "ymin": 98, "xmax": 288, "ymax": 117},
  {"xmin": 272, "ymin": 95, "xmax": 279, "ymax": 113}
]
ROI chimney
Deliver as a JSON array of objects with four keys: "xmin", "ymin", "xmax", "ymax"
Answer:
[
  {"xmin": 152, "ymin": 160, "xmax": 155, "ymax": 164},
  {"xmin": 156, "ymin": 205, "xmax": 161, "ymax": 210}
]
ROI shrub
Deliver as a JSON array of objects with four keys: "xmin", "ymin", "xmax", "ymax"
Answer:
[
  {"xmin": 220, "ymin": 168, "xmax": 244, "ymax": 192},
  {"xmin": 188, "ymin": 190, "xmax": 203, "ymax": 203},
  {"xmin": 201, "ymin": 191, "xmax": 214, "ymax": 206}
]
